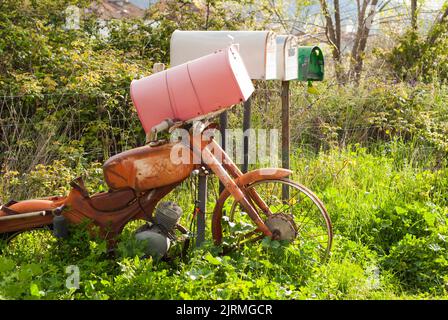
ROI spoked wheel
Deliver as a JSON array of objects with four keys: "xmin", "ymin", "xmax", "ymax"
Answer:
[{"xmin": 221, "ymin": 178, "xmax": 333, "ymax": 260}]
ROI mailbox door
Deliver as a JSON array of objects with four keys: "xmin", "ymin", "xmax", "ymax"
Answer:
[
  {"xmin": 264, "ymin": 32, "xmax": 277, "ymax": 80},
  {"xmin": 298, "ymin": 46, "xmax": 325, "ymax": 81},
  {"xmin": 277, "ymin": 35, "xmax": 298, "ymax": 81},
  {"xmin": 276, "ymin": 35, "xmax": 298, "ymax": 81},
  {"xmin": 276, "ymin": 35, "xmax": 287, "ymax": 80},
  {"xmin": 170, "ymin": 30, "xmax": 277, "ymax": 80},
  {"xmin": 284, "ymin": 36, "xmax": 298, "ymax": 81}
]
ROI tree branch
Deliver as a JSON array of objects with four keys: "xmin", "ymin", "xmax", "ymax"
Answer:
[{"xmin": 319, "ymin": 0, "xmax": 338, "ymax": 51}]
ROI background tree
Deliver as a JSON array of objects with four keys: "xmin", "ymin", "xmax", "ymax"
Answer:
[
  {"xmin": 411, "ymin": 0, "xmax": 418, "ymax": 30},
  {"xmin": 385, "ymin": 1, "xmax": 448, "ymax": 82},
  {"xmin": 319, "ymin": 0, "xmax": 392, "ymax": 84}
]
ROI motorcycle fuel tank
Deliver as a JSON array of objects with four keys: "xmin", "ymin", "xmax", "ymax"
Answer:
[{"xmin": 103, "ymin": 143, "xmax": 195, "ymax": 192}]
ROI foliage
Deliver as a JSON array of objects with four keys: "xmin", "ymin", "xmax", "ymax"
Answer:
[
  {"xmin": 383, "ymin": 9, "xmax": 448, "ymax": 83},
  {"xmin": 1, "ymin": 0, "xmax": 448, "ymax": 301},
  {"xmin": 0, "ymin": 158, "xmax": 106, "ymax": 202},
  {"xmin": 240, "ymin": 80, "xmax": 448, "ymax": 156},
  {"xmin": 1, "ymin": 143, "xmax": 447, "ymax": 299},
  {"xmin": 383, "ymin": 30, "xmax": 424, "ymax": 81},
  {"xmin": 0, "ymin": 0, "xmax": 269, "ymax": 174},
  {"xmin": 382, "ymin": 231, "xmax": 448, "ymax": 294},
  {"xmin": 0, "ymin": 0, "xmax": 152, "ymax": 173}
]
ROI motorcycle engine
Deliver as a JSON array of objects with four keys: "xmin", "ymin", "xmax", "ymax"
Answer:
[{"xmin": 135, "ymin": 201, "xmax": 183, "ymax": 259}]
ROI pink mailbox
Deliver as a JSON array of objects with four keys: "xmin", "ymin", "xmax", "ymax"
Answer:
[{"xmin": 130, "ymin": 45, "xmax": 255, "ymax": 133}]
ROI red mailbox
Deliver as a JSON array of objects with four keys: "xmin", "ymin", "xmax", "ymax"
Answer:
[{"xmin": 131, "ymin": 45, "xmax": 254, "ymax": 133}]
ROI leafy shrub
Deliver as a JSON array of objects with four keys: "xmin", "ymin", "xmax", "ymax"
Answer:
[
  {"xmin": 285, "ymin": 81, "xmax": 448, "ymax": 153},
  {"xmin": 383, "ymin": 12, "xmax": 448, "ymax": 84},
  {"xmin": 371, "ymin": 202, "xmax": 444, "ymax": 253},
  {"xmin": 0, "ymin": 159, "xmax": 106, "ymax": 202},
  {"xmin": 382, "ymin": 230, "xmax": 448, "ymax": 294}
]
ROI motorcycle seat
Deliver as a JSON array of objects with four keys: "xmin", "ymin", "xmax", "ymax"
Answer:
[{"xmin": 89, "ymin": 188, "xmax": 136, "ymax": 212}]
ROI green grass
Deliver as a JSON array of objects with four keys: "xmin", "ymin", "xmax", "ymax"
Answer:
[{"xmin": 0, "ymin": 141, "xmax": 447, "ymax": 300}]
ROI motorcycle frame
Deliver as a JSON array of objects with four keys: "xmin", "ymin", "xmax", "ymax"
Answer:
[{"xmin": 0, "ymin": 121, "xmax": 291, "ymax": 247}]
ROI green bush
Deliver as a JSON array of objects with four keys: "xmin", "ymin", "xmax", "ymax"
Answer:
[
  {"xmin": 383, "ymin": 13, "xmax": 448, "ymax": 83},
  {"xmin": 371, "ymin": 202, "xmax": 444, "ymax": 253},
  {"xmin": 382, "ymin": 231, "xmax": 448, "ymax": 294}
]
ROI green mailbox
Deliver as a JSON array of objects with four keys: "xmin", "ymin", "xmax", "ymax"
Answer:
[{"xmin": 298, "ymin": 46, "xmax": 324, "ymax": 81}]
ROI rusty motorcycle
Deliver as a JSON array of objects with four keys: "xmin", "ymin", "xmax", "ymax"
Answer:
[{"xmin": 0, "ymin": 46, "xmax": 332, "ymax": 259}]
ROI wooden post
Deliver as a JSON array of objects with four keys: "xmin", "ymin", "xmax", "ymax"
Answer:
[
  {"xmin": 242, "ymin": 98, "xmax": 251, "ymax": 173},
  {"xmin": 281, "ymin": 81, "xmax": 290, "ymax": 201}
]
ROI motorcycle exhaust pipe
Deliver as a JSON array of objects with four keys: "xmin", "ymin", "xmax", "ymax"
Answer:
[
  {"xmin": 0, "ymin": 205, "xmax": 68, "ymax": 239},
  {"xmin": 0, "ymin": 210, "xmax": 47, "ymax": 221}
]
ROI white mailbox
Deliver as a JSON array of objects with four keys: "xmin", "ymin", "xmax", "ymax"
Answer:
[
  {"xmin": 170, "ymin": 30, "xmax": 277, "ymax": 80},
  {"xmin": 276, "ymin": 35, "xmax": 299, "ymax": 81}
]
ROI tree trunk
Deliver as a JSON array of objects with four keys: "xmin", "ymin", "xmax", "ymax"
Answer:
[
  {"xmin": 319, "ymin": 0, "xmax": 345, "ymax": 84},
  {"xmin": 411, "ymin": 0, "xmax": 417, "ymax": 30},
  {"xmin": 350, "ymin": 0, "xmax": 379, "ymax": 84},
  {"xmin": 427, "ymin": 4, "xmax": 448, "ymax": 46},
  {"xmin": 334, "ymin": 0, "xmax": 341, "ymax": 51},
  {"xmin": 319, "ymin": 0, "xmax": 389, "ymax": 85}
]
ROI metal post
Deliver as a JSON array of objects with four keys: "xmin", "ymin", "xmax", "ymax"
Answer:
[
  {"xmin": 196, "ymin": 169, "xmax": 207, "ymax": 247},
  {"xmin": 242, "ymin": 98, "xmax": 251, "ymax": 173},
  {"xmin": 281, "ymin": 81, "xmax": 290, "ymax": 201},
  {"xmin": 219, "ymin": 111, "xmax": 228, "ymax": 193}
]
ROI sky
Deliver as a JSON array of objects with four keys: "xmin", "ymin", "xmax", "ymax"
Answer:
[
  {"xmin": 422, "ymin": 0, "xmax": 445, "ymax": 10},
  {"xmin": 129, "ymin": 0, "xmax": 446, "ymax": 10},
  {"xmin": 129, "ymin": 0, "xmax": 155, "ymax": 9}
]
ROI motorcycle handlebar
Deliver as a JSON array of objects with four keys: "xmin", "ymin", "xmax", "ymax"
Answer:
[{"xmin": 151, "ymin": 119, "xmax": 174, "ymax": 134}]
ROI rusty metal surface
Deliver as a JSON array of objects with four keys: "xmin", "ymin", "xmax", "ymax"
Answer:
[
  {"xmin": 0, "ymin": 197, "xmax": 65, "ymax": 234},
  {"xmin": 89, "ymin": 188, "xmax": 136, "ymax": 212},
  {"xmin": 0, "ymin": 120, "xmax": 302, "ymax": 252},
  {"xmin": 266, "ymin": 213, "xmax": 296, "ymax": 241},
  {"xmin": 201, "ymin": 142, "xmax": 273, "ymax": 238},
  {"xmin": 103, "ymin": 143, "xmax": 194, "ymax": 192},
  {"xmin": 211, "ymin": 168, "xmax": 292, "ymax": 244},
  {"xmin": 0, "ymin": 183, "xmax": 179, "ymax": 246}
]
